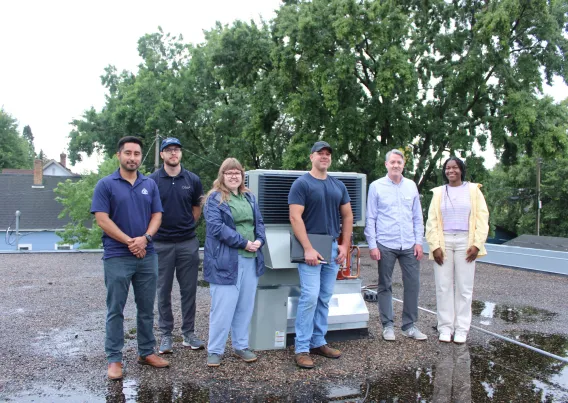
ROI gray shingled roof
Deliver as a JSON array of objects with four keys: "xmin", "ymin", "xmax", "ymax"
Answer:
[
  {"xmin": 0, "ymin": 174, "xmax": 81, "ymax": 230},
  {"xmin": 504, "ymin": 234, "xmax": 568, "ymax": 252}
]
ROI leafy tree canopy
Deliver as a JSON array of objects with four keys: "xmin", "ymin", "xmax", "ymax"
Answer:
[
  {"xmin": 54, "ymin": 157, "xmax": 119, "ymax": 248},
  {"xmin": 63, "ymin": 0, "xmax": 568, "ymax": 239},
  {"xmin": 0, "ymin": 108, "xmax": 34, "ymax": 170}
]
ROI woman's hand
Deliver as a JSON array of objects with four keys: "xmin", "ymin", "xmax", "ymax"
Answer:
[
  {"xmin": 465, "ymin": 246, "xmax": 479, "ymax": 263},
  {"xmin": 245, "ymin": 240, "xmax": 262, "ymax": 253},
  {"xmin": 433, "ymin": 248, "xmax": 444, "ymax": 266}
]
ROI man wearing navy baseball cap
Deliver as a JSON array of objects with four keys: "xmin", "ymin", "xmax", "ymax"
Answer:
[
  {"xmin": 288, "ymin": 140, "xmax": 353, "ymax": 369},
  {"xmin": 160, "ymin": 137, "xmax": 182, "ymax": 151},
  {"xmin": 149, "ymin": 137, "xmax": 205, "ymax": 354}
]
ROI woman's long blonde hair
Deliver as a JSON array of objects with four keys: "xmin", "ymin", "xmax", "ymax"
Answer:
[{"xmin": 204, "ymin": 158, "xmax": 249, "ymax": 205}]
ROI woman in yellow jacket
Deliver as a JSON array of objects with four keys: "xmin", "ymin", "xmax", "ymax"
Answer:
[{"xmin": 425, "ymin": 157, "xmax": 489, "ymax": 344}]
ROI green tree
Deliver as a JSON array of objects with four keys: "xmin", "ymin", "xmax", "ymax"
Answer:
[
  {"xmin": 54, "ymin": 157, "xmax": 119, "ymax": 248},
  {"xmin": 67, "ymin": 23, "xmax": 290, "ymax": 188},
  {"xmin": 272, "ymin": 0, "xmax": 568, "ymax": 188},
  {"xmin": 22, "ymin": 125, "xmax": 36, "ymax": 161},
  {"xmin": 0, "ymin": 108, "xmax": 34, "ymax": 170},
  {"xmin": 68, "ymin": 0, "xmax": 568, "ymax": 192},
  {"xmin": 486, "ymin": 153, "xmax": 568, "ymax": 237}
]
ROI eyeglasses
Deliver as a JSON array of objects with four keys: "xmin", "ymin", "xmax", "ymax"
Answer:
[
  {"xmin": 163, "ymin": 148, "xmax": 181, "ymax": 154},
  {"xmin": 224, "ymin": 172, "xmax": 241, "ymax": 178}
]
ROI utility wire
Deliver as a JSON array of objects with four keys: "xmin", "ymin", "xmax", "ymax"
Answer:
[
  {"xmin": 182, "ymin": 147, "xmax": 221, "ymax": 167},
  {"xmin": 141, "ymin": 136, "xmax": 158, "ymax": 167}
]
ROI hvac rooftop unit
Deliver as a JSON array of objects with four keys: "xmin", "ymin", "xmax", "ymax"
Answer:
[{"xmin": 245, "ymin": 170, "xmax": 369, "ymax": 350}]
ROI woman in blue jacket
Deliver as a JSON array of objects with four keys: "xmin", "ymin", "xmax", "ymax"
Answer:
[{"xmin": 203, "ymin": 158, "xmax": 266, "ymax": 367}]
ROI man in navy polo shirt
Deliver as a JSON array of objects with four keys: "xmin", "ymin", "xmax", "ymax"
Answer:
[
  {"xmin": 149, "ymin": 137, "xmax": 205, "ymax": 354},
  {"xmin": 91, "ymin": 136, "xmax": 169, "ymax": 381}
]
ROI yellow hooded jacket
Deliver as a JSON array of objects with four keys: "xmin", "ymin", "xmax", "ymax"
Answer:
[{"xmin": 425, "ymin": 183, "xmax": 490, "ymax": 259}]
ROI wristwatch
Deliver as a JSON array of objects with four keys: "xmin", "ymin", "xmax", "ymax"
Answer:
[{"xmin": 144, "ymin": 233, "xmax": 153, "ymax": 243}]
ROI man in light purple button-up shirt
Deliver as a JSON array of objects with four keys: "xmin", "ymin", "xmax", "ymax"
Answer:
[{"xmin": 364, "ymin": 149, "xmax": 427, "ymax": 342}]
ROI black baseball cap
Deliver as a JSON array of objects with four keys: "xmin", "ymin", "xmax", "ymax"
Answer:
[
  {"xmin": 160, "ymin": 137, "xmax": 183, "ymax": 152},
  {"xmin": 311, "ymin": 141, "xmax": 333, "ymax": 153}
]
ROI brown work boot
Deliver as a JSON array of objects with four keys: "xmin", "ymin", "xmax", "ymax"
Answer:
[
  {"xmin": 309, "ymin": 344, "xmax": 342, "ymax": 358},
  {"xmin": 295, "ymin": 353, "xmax": 315, "ymax": 369},
  {"xmin": 138, "ymin": 353, "xmax": 170, "ymax": 368},
  {"xmin": 107, "ymin": 362, "xmax": 123, "ymax": 380}
]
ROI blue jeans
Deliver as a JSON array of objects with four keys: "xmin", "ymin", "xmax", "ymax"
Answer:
[
  {"xmin": 103, "ymin": 254, "xmax": 158, "ymax": 363},
  {"xmin": 208, "ymin": 255, "xmax": 259, "ymax": 355},
  {"xmin": 294, "ymin": 242, "xmax": 339, "ymax": 353}
]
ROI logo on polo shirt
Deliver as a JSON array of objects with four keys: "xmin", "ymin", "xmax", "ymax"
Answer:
[
  {"xmin": 141, "ymin": 188, "xmax": 149, "ymax": 195},
  {"xmin": 182, "ymin": 186, "xmax": 191, "ymax": 190}
]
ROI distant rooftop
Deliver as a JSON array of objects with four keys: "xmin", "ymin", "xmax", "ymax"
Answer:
[{"xmin": 504, "ymin": 235, "xmax": 568, "ymax": 252}]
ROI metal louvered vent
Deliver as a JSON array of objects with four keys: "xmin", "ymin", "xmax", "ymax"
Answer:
[
  {"xmin": 245, "ymin": 173, "xmax": 249, "ymax": 188},
  {"xmin": 257, "ymin": 173, "xmax": 363, "ymax": 225}
]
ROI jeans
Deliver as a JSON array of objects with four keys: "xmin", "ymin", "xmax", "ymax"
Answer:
[
  {"xmin": 294, "ymin": 242, "xmax": 339, "ymax": 354},
  {"xmin": 434, "ymin": 232, "xmax": 476, "ymax": 335},
  {"xmin": 208, "ymin": 255, "xmax": 259, "ymax": 355},
  {"xmin": 103, "ymin": 254, "xmax": 158, "ymax": 363},
  {"xmin": 377, "ymin": 243, "xmax": 420, "ymax": 331},
  {"xmin": 155, "ymin": 237, "xmax": 200, "ymax": 336}
]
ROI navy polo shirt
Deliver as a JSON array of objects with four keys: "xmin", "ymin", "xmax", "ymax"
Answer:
[
  {"xmin": 91, "ymin": 169, "xmax": 163, "ymax": 259},
  {"xmin": 148, "ymin": 165, "xmax": 203, "ymax": 242}
]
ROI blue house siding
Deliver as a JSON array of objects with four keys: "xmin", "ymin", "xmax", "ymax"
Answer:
[{"xmin": 0, "ymin": 231, "xmax": 80, "ymax": 251}]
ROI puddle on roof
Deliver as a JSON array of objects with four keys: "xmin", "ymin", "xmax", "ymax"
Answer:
[
  {"xmin": 7, "ymin": 332, "xmax": 568, "ymax": 402},
  {"xmin": 472, "ymin": 300, "xmax": 558, "ymax": 324}
]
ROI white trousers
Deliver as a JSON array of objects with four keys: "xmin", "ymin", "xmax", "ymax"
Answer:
[{"xmin": 434, "ymin": 232, "xmax": 476, "ymax": 335}]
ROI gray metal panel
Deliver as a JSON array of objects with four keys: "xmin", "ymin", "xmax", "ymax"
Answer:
[
  {"xmin": 249, "ymin": 287, "xmax": 290, "ymax": 351},
  {"xmin": 262, "ymin": 227, "xmax": 300, "ymax": 271},
  {"xmin": 422, "ymin": 239, "xmax": 568, "ymax": 275},
  {"xmin": 479, "ymin": 244, "xmax": 568, "ymax": 275},
  {"xmin": 286, "ymin": 279, "xmax": 369, "ymax": 333}
]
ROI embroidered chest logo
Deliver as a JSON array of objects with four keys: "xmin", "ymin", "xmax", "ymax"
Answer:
[
  {"xmin": 141, "ymin": 188, "xmax": 149, "ymax": 195},
  {"xmin": 182, "ymin": 186, "xmax": 191, "ymax": 190}
]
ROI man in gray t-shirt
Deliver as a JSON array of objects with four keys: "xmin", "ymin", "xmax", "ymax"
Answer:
[{"xmin": 288, "ymin": 141, "xmax": 353, "ymax": 369}]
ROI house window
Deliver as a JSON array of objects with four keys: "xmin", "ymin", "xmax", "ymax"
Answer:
[
  {"xmin": 55, "ymin": 244, "xmax": 73, "ymax": 250},
  {"xmin": 18, "ymin": 244, "xmax": 32, "ymax": 251}
]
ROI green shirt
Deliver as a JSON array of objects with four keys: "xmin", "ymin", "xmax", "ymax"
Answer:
[{"xmin": 228, "ymin": 192, "xmax": 256, "ymax": 257}]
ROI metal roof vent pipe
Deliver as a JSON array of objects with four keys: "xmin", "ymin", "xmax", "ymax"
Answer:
[{"xmin": 246, "ymin": 169, "xmax": 369, "ymax": 351}]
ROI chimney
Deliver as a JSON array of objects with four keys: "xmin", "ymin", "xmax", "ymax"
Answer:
[
  {"xmin": 60, "ymin": 152, "xmax": 67, "ymax": 167},
  {"xmin": 33, "ymin": 159, "xmax": 43, "ymax": 187}
]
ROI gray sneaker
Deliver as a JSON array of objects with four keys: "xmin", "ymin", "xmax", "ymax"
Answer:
[
  {"xmin": 402, "ymin": 326, "xmax": 428, "ymax": 340},
  {"xmin": 207, "ymin": 353, "xmax": 221, "ymax": 367},
  {"xmin": 382, "ymin": 326, "xmax": 396, "ymax": 341},
  {"xmin": 159, "ymin": 335, "xmax": 173, "ymax": 354},
  {"xmin": 183, "ymin": 332, "xmax": 205, "ymax": 350},
  {"xmin": 234, "ymin": 348, "xmax": 257, "ymax": 363}
]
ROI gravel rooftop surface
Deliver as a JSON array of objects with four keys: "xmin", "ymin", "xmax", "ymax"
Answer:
[{"xmin": 1, "ymin": 251, "xmax": 567, "ymax": 402}]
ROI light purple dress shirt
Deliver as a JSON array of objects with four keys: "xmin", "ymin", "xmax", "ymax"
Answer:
[{"xmin": 364, "ymin": 175, "xmax": 424, "ymax": 250}]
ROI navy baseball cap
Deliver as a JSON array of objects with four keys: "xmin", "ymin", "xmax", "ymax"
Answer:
[
  {"xmin": 311, "ymin": 141, "xmax": 333, "ymax": 153},
  {"xmin": 160, "ymin": 137, "xmax": 183, "ymax": 152}
]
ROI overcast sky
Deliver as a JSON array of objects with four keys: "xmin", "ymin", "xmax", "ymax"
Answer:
[
  {"xmin": 0, "ymin": 0, "xmax": 282, "ymax": 173},
  {"xmin": 1, "ymin": 0, "xmax": 565, "ymax": 173}
]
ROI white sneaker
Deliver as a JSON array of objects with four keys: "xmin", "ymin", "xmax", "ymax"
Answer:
[
  {"xmin": 439, "ymin": 333, "xmax": 452, "ymax": 343},
  {"xmin": 453, "ymin": 333, "xmax": 467, "ymax": 344},
  {"xmin": 401, "ymin": 326, "xmax": 428, "ymax": 340},
  {"xmin": 382, "ymin": 326, "xmax": 396, "ymax": 341}
]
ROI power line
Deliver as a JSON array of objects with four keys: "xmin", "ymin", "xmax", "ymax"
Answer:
[{"xmin": 182, "ymin": 147, "xmax": 221, "ymax": 167}]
